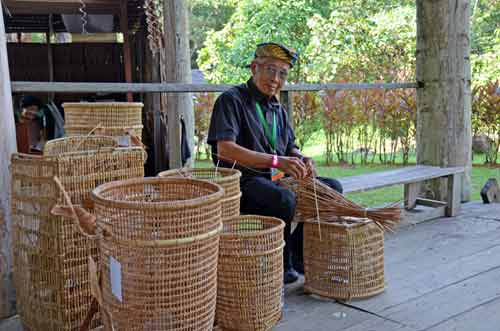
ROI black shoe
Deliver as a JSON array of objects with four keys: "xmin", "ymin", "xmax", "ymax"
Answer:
[
  {"xmin": 284, "ymin": 268, "xmax": 299, "ymax": 284},
  {"xmin": 293, "ymin": 260, "xmax": 304, "ymax": 275}
]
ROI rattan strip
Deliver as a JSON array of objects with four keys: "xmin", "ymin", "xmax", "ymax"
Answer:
[
  {"xmin": 217, "ymin": 215, "xmax": 285, "ymax": 331},
  {"xmin": 221, "ymin": 192, "xmax": 241, "ymax": 221},
  {"xmin": 11, "ymin": 150, "xmax": 145, "ymax": 331},
  {"xmin": 303, "ymin": 218, "xmax": 385, "ymax": 300},
  {"xmin": 43, "ymin": 136, "xmax": 118, "ymax": 156}
]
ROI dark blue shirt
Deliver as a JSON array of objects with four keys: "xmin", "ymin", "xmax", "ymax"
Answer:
[{"xmin": 207, "ymin": 78, "xmax": 298, "ymax": 178}]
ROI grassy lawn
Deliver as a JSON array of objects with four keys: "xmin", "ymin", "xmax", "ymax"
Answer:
[{"xmin": 194, "ymin": 158, "xmax": 499, "ymax": 207}]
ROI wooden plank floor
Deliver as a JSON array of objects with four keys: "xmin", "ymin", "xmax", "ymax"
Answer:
[
  {"xmin": 276, "ymin": 201, "xmax": 500, "ymax": 331},
  {"xmin": 2, "ymin": 202, "xmax": 499, "ymax": 331}
]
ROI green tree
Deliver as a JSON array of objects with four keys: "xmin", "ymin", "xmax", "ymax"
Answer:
[{"xmin": 197, "ymin": 0, "xmax": 332, "ymax": 84}]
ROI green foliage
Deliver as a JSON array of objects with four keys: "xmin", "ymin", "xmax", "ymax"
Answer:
[
  {"xmin": 189, "ymin": 0, "xmax": 237, "ymax": 68},
  {"xmin": 304, "ymin": 6, "xmax": 416, "ymax": 83},
  {"xmin": 197, "ymin": 0, "xmax": 332, "ymax": 84}
]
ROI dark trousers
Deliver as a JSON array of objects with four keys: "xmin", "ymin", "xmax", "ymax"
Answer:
[{"xmin": 240, "ymin": 176, "xmax": 343, "ymax": 270}]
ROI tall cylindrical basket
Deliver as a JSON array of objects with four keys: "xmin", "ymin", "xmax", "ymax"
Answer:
[
  {"xmin": 91, "ymin": 177, "xmax": 224, "ymax": 330},
  {"xmin": 158, "ymin": 167, "xmax": 241, "ymax": 220},
  {"xmin": 216, "ymin": 215, "xmax": 285, "ymax": 331}
]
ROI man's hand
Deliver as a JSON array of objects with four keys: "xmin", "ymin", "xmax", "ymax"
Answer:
[
  {"xmin": 277, "ymin": 156, "xmax": 308, "ymax": 179},
  {"xmin": 302, "ymin": 156, "xmax": 317, "ymax": 177}
]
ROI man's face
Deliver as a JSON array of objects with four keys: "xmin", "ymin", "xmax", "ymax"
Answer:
[{"xmin": 251, "ymin": 57, "xmax": 290, "ymax": 97}]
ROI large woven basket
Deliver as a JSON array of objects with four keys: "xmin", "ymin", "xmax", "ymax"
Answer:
[
  {"xmin": 43, "ymin": 135, "xmax": 118, "ymax": 156},
  {"xmin": 63, "ymin": 102, "xmax": 143, "ymax": 138},
  {"xmin": 303, "ymin": 217, "xmax": 385, "ymax": 300},
  {"xmin": 91, "ymin": 177, "xmax": 224, "ymax": 331},
  {"xmin": 11, "ymin": 147, "xmax": 145, "ymax": 331},
  {"xmin": 216, "ymin": 215, "xmax": 285, "ymax": 331},
  {"xmin": 158, "ymin": 167, "xmax": 242, "ymax": 220}
]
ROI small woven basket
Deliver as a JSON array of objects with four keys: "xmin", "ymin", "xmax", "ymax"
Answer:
[
  {"xmin": 216, "ymin": 215, "xmax": 285, "ymax": 331},
  {"xmin": 11, "ymin": 148, "xmax": 145, "ymax": 331},
  {"xmin": 63, "ymin": 102, "xmax": 143, "ymax": 138},
  {"xmin": 91, "ymin": 177, "xmax": 224, "ymax": 331},
  {"xmin": 158, "ymin": 167, "xmax": 242, "ymax": 220},
  {"xmin": 43, "ymin": 135, "xmax": 118, "ymax": 156},
  {"xmin": 303, "ymin": 217, "xmax": 385, "ymax": 300}
]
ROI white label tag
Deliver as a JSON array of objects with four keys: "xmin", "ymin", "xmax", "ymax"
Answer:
[
  {"xmin": 117, "ymin": 135, "xmax": 131, "ymax": 147},
  {"xmin": 110, "ymin": 256, "xmax": 123, "ymax": 302}
]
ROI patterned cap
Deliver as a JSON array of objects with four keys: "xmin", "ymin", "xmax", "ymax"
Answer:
[{"xmin": 253, "ymin": 42, "xmax": 298, "ymax": 67}]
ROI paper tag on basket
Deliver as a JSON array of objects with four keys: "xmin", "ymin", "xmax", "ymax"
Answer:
[
  {"xmin": 117, "ymin": 135, "xmax": 131, "ymax": 147},
  {"xmin": 110, "ymin": 256, "xmax": 123, "ymax": 302}
]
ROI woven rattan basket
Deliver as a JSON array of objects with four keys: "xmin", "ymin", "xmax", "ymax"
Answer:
[
  {"xmin": 11, "ymin": 147, "xmax": 145, "ymax": 331},
  {"xmin": 43, "ymin": 135, "xmax": 118, "ymax": 156},
  {"xmin": 216, "ymin": 215, "xmax": 285, "ymax": 331},
  {"xmin": 303, "ymin": 217, "xmax": 385, "ymax": 300},
  {"xmin": 91, "ymin": 177, "xmax": 224, "ymax": 331},
  {"xmin": 63, "ymin": 102, "xmax": 143, "ymax": 138},
  {"xmin": 158, "ymin": 167, "xmax": 242, "ymax": 220}
]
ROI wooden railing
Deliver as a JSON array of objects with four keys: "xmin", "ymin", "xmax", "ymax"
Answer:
[{"xmin": 11, "ymin": 81, "xmax": 418, "ymax": 170}]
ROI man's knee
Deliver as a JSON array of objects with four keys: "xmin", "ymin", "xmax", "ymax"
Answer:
[{"xmin": 317, "ymin": 177, "xmax": 343, "ymax": 194}]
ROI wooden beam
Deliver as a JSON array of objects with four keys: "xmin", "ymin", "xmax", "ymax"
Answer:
[
  {"xmin": 120, "ymin": 1, "xmax": 133, "ymax": 102},
  {"xmin": 164, "ymin": 0, "xmax": 194, "ymax": 169},
  {"xmin": 11, "ymin": 81, "xmax": 418, "ymax": 93},
  {"xmin": 280, "ymin": 90, "xmax": 294, "ymax": 129},
  {"xmin": 47, "ymin": 14, "xmax": 54, "ymax": 100},
  {"xmin": 0, "ymin": 3, "xmax": 18, "ymax": 318},
  {"xmin": 416, "ymin": 0, "xmax": 472, "ymax": 202}
]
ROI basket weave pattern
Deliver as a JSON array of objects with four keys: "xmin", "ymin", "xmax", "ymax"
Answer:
[
  {"xmin": 11, "ymin": 147, "xmax": 145, "ymax": 331},
  {"xmin": 44, "ymin": 136, "xmax": 118, "ymax": 156},
  {"xmin": 303, "ymin": 217, "xmax": 385, "ymax": 300},
  {"xmin": 91, "ymin": 178, "xmax": 223, "ymax": 331},
  {"xmin": 216, "ymin": 215, "xmax": 285, "ymax": 331},
  {"xmin": 63, "ymin": 102, "xmax": 143, "ymax": 138},
  {"xmin": 158, "ymin": 168, "xmax": 242, "ymax": 220}
]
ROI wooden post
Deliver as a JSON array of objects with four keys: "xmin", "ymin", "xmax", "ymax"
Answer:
[
  {"xmin": 280, "ymin": 90, "xmax": 294, "ymax": 129},
  {"xmin": 0, "ymin": 4, "xmax": 18, "ymax": 318},
  {"xmin": 416, "ymin": 0, "xmax": 472, "ymax": 202},
  {"xmin": 47, "ymin": 14, "xmax": 55, "ymax": 100},
  {"xmin": 120, "ymin": 2, "xmax": 133, "ymax": 102},
  {"xmin": 163, "ymin": 0, "xmax": 194, "ymax": 169}
]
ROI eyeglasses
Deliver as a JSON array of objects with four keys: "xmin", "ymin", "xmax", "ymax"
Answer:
[{"xmin": 259, "ymin": 64, "xmax": 288, "ymax": 81}]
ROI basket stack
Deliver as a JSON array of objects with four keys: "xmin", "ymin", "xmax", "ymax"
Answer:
[
  {"xmin": 216, "ymin": 215, "xmax": 285, "ymax": 331},
  {"xmin": 303, "ymin": 217, "xmax": 385, "ymax": 300},
  {"xmin": 11, "ymin": 137, "xmax": 145, "ymax": 331},
  {"xmin": 91, "ymin": 177, "xmax": 224, "ymax": 330},
  {"xmin": 63, "ymin": 102, "xmax": 143, "ymax": 140},
  {"xmin": 158, "ymin": 167, "xmax": 242, "ymax": 220}
]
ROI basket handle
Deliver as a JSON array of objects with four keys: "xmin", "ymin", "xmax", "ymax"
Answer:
[
  {"xmin": 51, "ymin": 176, "xmax": 97, "ymax": 238},
  {"xmin": 80, "ymin": 257, "xmax": 115, "ymax": 331}
]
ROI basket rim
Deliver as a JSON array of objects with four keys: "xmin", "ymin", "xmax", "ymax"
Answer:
[
  {"xmin": 63, "ymin": 102, "xmax": 144, "ymax": 107},
  {"xmin": 91, "ymin": 177, "xmax": 224, "ymax": 210},
  {"xmin": 221, "ymin": 215, "xmax": 285, "ymax": 237},
  {"xmin": 65, "ymin": 125, "xmax": 144, "ymax": 129},
  {"xmin": 302, "ymin": 216, "xmax": 373, "ymax": 228},
  {"xmin": 158, "ymin": 167, "xmax": 242, "ymax": 183}
]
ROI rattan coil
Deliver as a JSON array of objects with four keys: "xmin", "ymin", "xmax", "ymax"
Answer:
[
  {"xmin": 91, "ymin": 177, "xmax": 224, "ymax": 331},
  {"xmin": 216, "ymin": 215, "xmax": 285, "ymax": 331},
  {"xmin": 303, "ymin": 217, "xmax": 385, "ymax": 300},
  {"xmin": 158, "ymin": 167, "xmax": 242, "ymax": 220},
  {"xmin": 43, "ymin": 135, "xmax": 118, "ymax": 156},
  {"xmin": 11, "ymin": 148, "xmax": 145, "ymax": 331},
  {"xmin": 63, "ymin": 102, "xmax": 143, "ymax": 138}
]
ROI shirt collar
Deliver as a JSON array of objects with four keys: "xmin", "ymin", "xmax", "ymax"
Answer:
[{"xmin": 247, "ymin": 78, "xmax": 280, "ymax": 108}]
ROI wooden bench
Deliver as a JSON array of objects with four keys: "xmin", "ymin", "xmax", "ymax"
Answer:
[{"xmin": 337, "ymin": 165, "xmax": 465, "ymax": 223}]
